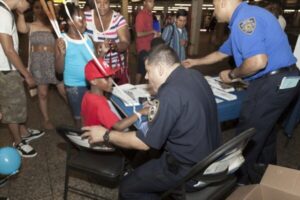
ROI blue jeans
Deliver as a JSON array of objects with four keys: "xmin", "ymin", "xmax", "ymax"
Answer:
[{"xmin": 65, "ymin": 85, "xmax": 88, "ymax": 120}]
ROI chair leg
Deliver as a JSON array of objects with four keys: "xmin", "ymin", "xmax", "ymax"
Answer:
[{"xmin": 64, "ymin": 166, "xmax": 70, "ymax": 200}]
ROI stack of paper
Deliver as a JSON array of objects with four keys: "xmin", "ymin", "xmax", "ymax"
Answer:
[
  {"xmin": 112, "ymin": 84, "xmax": 150, "ymax": 106},
  {"xmin": 205, "ymin": 76, "xmax": 235, "ymax": 92}
]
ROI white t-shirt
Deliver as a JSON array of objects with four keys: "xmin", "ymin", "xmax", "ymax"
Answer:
[
  {"xmin": 294, "ymin": 34, "xmax": 300, "ymax": 70},
  {"xmin": 0, "ymin": 0, "xmax": 18, "ymax": 71},
  {"xmin": 278, "ymin": 15, "xmax": 286, "ymax": 30}
]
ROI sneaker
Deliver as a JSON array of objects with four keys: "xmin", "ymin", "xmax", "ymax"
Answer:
[
  {"xmin": 22, "ymin": 128, "xmax": 45, "ymax": 143},
  {"xmin": 15, "ymin": 140, "xmax": 37, "ymax": 158}
]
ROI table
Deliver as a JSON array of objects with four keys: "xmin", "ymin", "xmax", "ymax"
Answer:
[{"xmin": 110, "ymin": 90, "xmax": 245, "ymax": 125}]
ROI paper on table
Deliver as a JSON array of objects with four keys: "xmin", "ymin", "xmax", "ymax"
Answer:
[{"xmin": 112, "ymin": 84, "xmax": 150, "ymax": 106}]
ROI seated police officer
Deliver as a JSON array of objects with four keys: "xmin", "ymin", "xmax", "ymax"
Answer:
[
  {"xmin": 82, "ymin": 44, "xmax": 221, "ymax": 200},
  {"xmin": 183, "ymin": 0, "xmax": 300, "ymax": 184}
]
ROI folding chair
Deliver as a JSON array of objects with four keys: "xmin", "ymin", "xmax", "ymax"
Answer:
[
  {"xmin": 56, "ymin": 126, "xmax": 125, "ymax": 200},
  {"xmin": 162, "ymin": 128, "xmax": 255, "ymax": 200}
]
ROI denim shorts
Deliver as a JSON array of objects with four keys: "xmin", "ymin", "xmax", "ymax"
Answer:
[{"xmin": 65, "ymin": 85, "xmax": 88, "ymax": 119}]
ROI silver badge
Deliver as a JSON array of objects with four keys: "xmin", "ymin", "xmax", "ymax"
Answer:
[
  {"xmin": 239, "ymin": 17, "xmax": 256, "ymax": 35},
  {"xmin": 148, "ymin": 99, "xmax": 160, "ymax": 122}
]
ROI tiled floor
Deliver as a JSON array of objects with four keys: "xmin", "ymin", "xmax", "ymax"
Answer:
[{"xmin": 1, "ymin": 32, "xmax": 300, "ymax": 200}]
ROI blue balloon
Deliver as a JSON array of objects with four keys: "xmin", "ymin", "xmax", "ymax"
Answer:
[{"xmin": 0, "ymin": 147, "xmax": 21, "ymax": 175}]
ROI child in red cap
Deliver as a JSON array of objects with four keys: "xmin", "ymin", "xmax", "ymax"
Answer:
[{"xmin": 81, "ymin": 58, "xmax": 148, "ymax": 130}]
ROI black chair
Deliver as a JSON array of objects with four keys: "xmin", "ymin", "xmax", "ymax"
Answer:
[
  {"xmin": 162, "ymin": 128, "xmax": 255, "ymax": 200},
  {"xmin": 56, "ymin": 126, "xmax": 125, "ymax": 200}
]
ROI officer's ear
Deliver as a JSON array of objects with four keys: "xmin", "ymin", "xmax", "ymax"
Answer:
[{"xmin": 157, "ymin": 62, "xmax": 165, "ymax": 77}]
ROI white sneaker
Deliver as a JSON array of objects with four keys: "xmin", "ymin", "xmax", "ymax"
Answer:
[
  {"xmin": 15, "ymin": 140, "xmax": 37, "ymax": 158},
  {"xmin": 22, "ymin": 128, "xmax": 45, "ymax": 143}
]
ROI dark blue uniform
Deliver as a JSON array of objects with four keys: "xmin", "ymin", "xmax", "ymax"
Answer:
[
  {"xmin": 219, "ymin": 2, "xmax": 300, "ymax": 184},
  {"xmin": 119, "ymin": 66, "xmax": 220, "ymax": 199}
]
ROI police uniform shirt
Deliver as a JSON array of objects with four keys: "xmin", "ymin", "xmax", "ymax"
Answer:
[
  {"xmin": 136, "ymin": 66, "xmax": 220, "ymax": 165},
  {"xmin": 219, "ymin": 2, "xmax": 296, "ymax": 80}
]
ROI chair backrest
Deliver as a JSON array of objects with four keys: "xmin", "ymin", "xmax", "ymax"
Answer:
[{"xmin": 162, "ymin": 128, "xmax": 255, "ymax": 198}]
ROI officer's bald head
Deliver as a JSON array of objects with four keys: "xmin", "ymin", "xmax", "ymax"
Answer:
[
  {"xmin": 145, "ymin": 44, "xmax": 180, "ymax": 69},
  {"xmin": 213, "ymin": 0, "xmax": 242, "ymax": 23}
]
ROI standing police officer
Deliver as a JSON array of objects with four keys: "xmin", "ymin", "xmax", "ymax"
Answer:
[
  {"xmin": 183, "ymin": 0, "xmax": 300, "ymax": 184},
  {"xmin": 82, "ymin": 44, "xmax": 220, "ymax": 199}
]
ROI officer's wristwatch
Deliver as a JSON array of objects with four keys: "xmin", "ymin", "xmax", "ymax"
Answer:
[{"xmin": 103, "ymin": 129, "xmax": 111, "ymax": 145}]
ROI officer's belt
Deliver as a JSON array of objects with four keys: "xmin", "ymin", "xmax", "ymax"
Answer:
[{"xmin": 258, "ymin": 64, "xmax": 298, "ymax": 79}]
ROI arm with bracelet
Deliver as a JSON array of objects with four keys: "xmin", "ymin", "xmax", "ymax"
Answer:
[{"xmin": 112, "ymin": 107, "xmax": 148, "ymax": 131}]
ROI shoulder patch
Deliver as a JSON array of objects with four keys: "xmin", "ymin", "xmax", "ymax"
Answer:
[
  {"xmin": 239, "ymin": 17, "xmax": 256, "ymax": 35},
  {"xmin": 148, "ymin": 99, "xmax": 160, "ymax": 122}
]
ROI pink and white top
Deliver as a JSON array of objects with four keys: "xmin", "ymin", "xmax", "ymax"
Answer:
[{"xmin": 85, "ymin": 10, "xmax": 127, "ymax": 69}]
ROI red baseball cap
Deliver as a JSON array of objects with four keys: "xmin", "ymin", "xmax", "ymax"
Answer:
[{"xmin": 85, "ymin": 57, "xmax": 119, "ymax": 81}]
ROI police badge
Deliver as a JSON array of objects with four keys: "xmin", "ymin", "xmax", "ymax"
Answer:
[
  {"xmin": 148, "ymin": 99, "xmax": 160, "ymax": 122},
  {"xmin": 239, "ymin": 17, "xmax": 256, "ymax": 35}
]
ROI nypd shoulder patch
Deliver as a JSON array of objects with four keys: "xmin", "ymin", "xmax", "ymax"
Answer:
[
  {"xmin": 148, "ymin": 99, "xmax": 160, "ymax": 122},
  {"xmin": 239, "ymin": 17, "xmax": 256, "ymax": 35}
]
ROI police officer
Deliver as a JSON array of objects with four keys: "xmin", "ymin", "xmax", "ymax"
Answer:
[
  {"xmin": 82, "ymin": 44, "xmax": 220, "ymax": 199},
  {"xmin": 183, "ymin": 0, "xmax": 300, "ymax": 184}
]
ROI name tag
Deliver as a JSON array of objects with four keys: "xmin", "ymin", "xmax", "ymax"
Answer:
[{"xmin": 279, "ymin": 76, "xmax": 300, "ymax": 90}]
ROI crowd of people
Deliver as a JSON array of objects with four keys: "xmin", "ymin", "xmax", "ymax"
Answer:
[{"xmin": 0, "ymin": 0, "xmax": 299, "ymax": 199}]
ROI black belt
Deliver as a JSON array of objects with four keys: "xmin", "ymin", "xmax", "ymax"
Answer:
[
  {"xmin": 1, "ymin": 71, "xmax": 13, "ymax": 75},
  {"xmin": 259, "ymin": 64, "xmax": 298, "ymax": 79}
]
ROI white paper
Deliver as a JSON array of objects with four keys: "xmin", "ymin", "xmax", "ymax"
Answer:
[
  {"xmin": 279, "ymin": 76, "xmax": 300, "ymax": 90},
  {"xmin": 112, "ymin": 84, "xmax": 150, "ymax": 107}
]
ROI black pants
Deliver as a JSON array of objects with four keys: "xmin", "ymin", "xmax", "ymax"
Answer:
[
  {"xmin": 119, "ymin": 152, "xmax": 190, "ymax": 200},
  {"xmin": 237, "ymin": 67, "xmax": 300, "ymax": 184}
]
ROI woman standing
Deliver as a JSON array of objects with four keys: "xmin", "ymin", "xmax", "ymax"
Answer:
[
  {"xmin": 17, "ymin": 0, "xmax": 67, "ymax": 130},
  {"xmin": 84, "ymin": 0, "xmax": 130, "ymax": 84}
]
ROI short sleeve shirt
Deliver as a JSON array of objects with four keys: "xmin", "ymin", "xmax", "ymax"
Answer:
[
  {"xmin": 219, "ymin": 2, "xmax": 296, "ymax": 80},
  {"xmin": 85, "ymin": 10, "xmax": 127, "ymax": 68},
  {"xmin": 81, "ymin": 92, "xmax": 120, "ymax": 128},
  {"xmin": 0, "ymin": 0, "xmax": 18, "ymax": 71},
  {"xmin": 136, "ymin": 67, "xmax": 221, "ymax": 165},
  {"xmin": 135, "ymin": 8, "xmax": 153, "ymax": 53}
]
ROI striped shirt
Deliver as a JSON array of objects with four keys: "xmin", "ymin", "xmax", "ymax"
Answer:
[
  {"xmin": 85, "ymin": 10, "xmax": 127, "ymax": 69},
  {"xmin": 162, "ymin": 23, "xmax": 188, "ymax": 61}
]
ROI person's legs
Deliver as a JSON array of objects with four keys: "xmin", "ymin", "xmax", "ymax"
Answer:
[
  {"xmin": 237, "ymin": 72, "xmax": 300, "ymax": 184},
  {"xmin": 7, "ymin": 123, "xmax": 22, "ymax": 145},
  {"xmin": 56, "ymin": 82, "xmax": 68, "ymax": 103},
  {"xmin": 65, "ymin": 86, "xmax": 87, "ymax": 128},
  {"xmin": 37, "ymin": 84, "xmax": 54, "ymax": 129},
  {"xmin": 135, "ymin": 51, "xmax": 148, "ymax": 84},
  {"xmin": 119, "ymin": 153, "xmax": 188, "ymax": 200}
]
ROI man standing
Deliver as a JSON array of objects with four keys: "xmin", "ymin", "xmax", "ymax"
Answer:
[
  {"xmin": 0, "ymin": 0, "xmax": 44, "ymax": 157},
  {"xmin": 83, "ymin": 45, "xmax": 220, "ymax": 199},
  {"xmin": 135, "ymin": 0, "xmax": 159, "ymax": 84},
  {"xmin": 162, "ymin": 9, "xmax": 188, "ymax": 61},
  {"xmin": 183, "ymin": 0, "xmax": 299, "ymax": 184}
]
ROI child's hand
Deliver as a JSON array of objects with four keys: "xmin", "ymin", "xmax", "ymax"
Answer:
[
  {"xmin": 108, "ymin": 40, "xmax": 118, "ymax": 51},
  {"xmin": 96, "ymin": 41, "xmax": 110, "ymax": 56},
  {"xmin": 56, "ymin": 39, "xmax": 66, "ymax": 55},
  {"xmin": 138, "ymin": 107, "xmax": 149, "ymax": 116}
]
